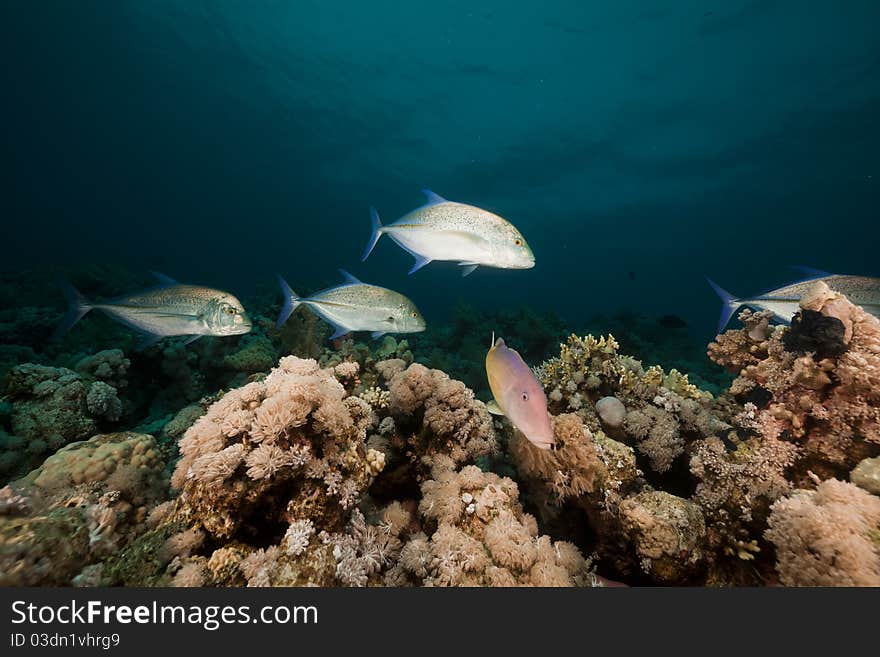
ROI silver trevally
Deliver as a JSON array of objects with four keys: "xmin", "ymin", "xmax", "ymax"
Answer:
[
  {"xmin": 54, "ymin": 272, "xmax": 252, "ymax": 348},
  {"xmin": 361, "ymin": 189, "xmax": 535, "ymax": 276},
  {"xmin": 276, "ymin": 269, "xmax": 426, "ymax": 339},
  {"xmin": 707, "ymin": 266, "xmax": 880, "ymax": 332}
]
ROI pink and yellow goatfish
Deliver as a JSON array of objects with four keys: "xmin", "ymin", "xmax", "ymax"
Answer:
[{"xmin": 485, "ymin": 334, "xmax": 555, "ymax": 450}]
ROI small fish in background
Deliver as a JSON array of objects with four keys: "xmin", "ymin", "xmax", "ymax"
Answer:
[
  {"xmin": 706, "ymin": 266, "xmax": 880, "ymax": 332},
  {"xmin": 276, "ymin": 269, "xmax": 426, "ymax": 339},
  {"xmin": 54, "ymin": 272, "xmax": 252, "ymax": 348},
  {"xmin": 362, "ymin": 189, "xmax": 535, "ymax": 276},
  {"xmin": 657, "ymin": 314, "xmax": 687, "ymax": 329},
  {"xmin": 485, "ymin": 334, "xmax": 554, "ymax": 450}
]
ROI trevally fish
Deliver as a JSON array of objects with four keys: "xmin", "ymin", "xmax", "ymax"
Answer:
[
  {"xmin": 707, "ymin": 267, "xmax": 880, "ymax": 332},
  {"xmin": 54, "ymin": 272, "xmax": 252, "ymax": 348},
  {"xmin": 276, "ymin": 270, "xmax": 426, "ymax": 339},
  {"xmin": 361, "ymin": 189, "xmax": 535, "ymax": 276},
  {"xmin": 485, "ymin": 334, "xmax": 554, "ymax": 450}
]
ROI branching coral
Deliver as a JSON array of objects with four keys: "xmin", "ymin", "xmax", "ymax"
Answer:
[{"xmin": 536, "ymin": 334, "xmax": 725, "ymax": 477}]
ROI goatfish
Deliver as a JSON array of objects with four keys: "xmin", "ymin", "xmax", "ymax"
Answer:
[
  {"xmin": 54, "ymin": 272, "xmax": 252, "ymax": 348},
  {"xmin": 361, "ymin": 189, "xmax": 535, "ymax": 276},
  {"xmin": 707, "ymin": 267, "xmax": 880, "ymax": 332},
  {"xmin": 485, "ymin": 334, "xmax": 554, "ymax": 450},
  {"xmin": 276, "ymin": 269, "xmax": 426, "ymax": 339}
]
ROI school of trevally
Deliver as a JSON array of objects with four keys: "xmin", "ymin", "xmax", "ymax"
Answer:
[{"xmin": 2, "ymin": 2, "xmax": 879, "ymax": 588}]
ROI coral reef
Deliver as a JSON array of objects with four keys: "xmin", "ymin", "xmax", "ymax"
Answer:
[
  {"xmin": 1, "ymin": 269, "xmax": 878, "ymax": 588},
  {"xmin": 389, "ymin": 456, "xmax": 597, "ymax": 586},
  {"xmin": 765, "ymin": 478, "xmax": 880, "ymax": 586},
  {"xmin": 170, "ymin": 356, "xmax": 381, "ymax": 542},
  {"xmin": 0, "ymin": 432, "xmax": 167, "ymax": 586},
  {"xmin": 707, "ymin": 282, "xmax": 880, "ymax": 484},
  {"xmin": 379, "ymin": 362, "xmax": 497, "ymax": 470},
  {"xmin": 1, "ymin": 363, "xmax": 128, "ymax": 482}
]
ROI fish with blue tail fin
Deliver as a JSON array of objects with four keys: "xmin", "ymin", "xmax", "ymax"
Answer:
[
  {"xmin": 276, "ymin": 270, "xmax": 426, "ymax": 339},
  {"xmin": 53, "ymin": 272, "xmax": 252, "ymax": 347},
  {"xmin": 706, "ymin": 269, "xmax": 880, "ymax": 333},
  {"xmin": 362, "ymin": 189, "xmax": 535, "ymax": 275}
]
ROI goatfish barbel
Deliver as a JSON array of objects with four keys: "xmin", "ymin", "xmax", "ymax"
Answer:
[
  {"xmin": 276, "ymin": 269, "xmax": 426, "ymax": 340},
  {"xmin": 707, "ymin": 267, "xmax": 880, "ymax": 332},
  {"xmin": 485, "ymin": 334, "xmax": 554, "ymax": 450},
  {"xmin": 362, "ymin": 189, "xmax": 535, "ymax": 276},
  {"xmin": 54, "ymin": 272, "xmax": 252, "ymax": 348}
]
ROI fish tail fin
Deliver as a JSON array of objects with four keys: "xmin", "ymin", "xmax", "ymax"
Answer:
[
  {"xmin": 52, "ymin": 278, "xmax": 92, "ymax": 340},
  {"xmin": 276, "ymin": 274, "xmax": 302, "ymax": 328},
  {"xmin": 705, "ymin": 277, "xmax": 741, "ymax": 333},
  {"xmin": 361, "ymin": 207, "xmax": 384, "ymax": 262}
]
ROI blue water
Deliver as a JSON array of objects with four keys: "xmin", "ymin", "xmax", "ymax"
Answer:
[{"xmin": 3, "ymin": 1, "xmax": 879, "ymax": 338}]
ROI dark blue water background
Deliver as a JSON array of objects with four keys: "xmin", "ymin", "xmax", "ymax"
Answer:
[{"xmin": 3, "ymin": 1, "xmax": 879, "ymax": 344}]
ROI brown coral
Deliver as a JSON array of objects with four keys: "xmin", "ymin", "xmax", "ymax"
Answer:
[
  {"xmin": 396, "ymin": 457, "xmax": 596, "ymax": 587},
  {"xmin": 172, "ymin": 356, "xmax": 382, "ymax": 542}
]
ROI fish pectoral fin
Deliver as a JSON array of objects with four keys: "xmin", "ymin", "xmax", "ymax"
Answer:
[
  {"xmin": 130, "ymin": 310, "xmax": 199, "ymax": 319},
  {"xmin": 486, "ymin": 400, "xmax": 505, "ymax": 416},
  {"xmin": 371, "ymin": 331, "xmax": 386, "ymax": 339},
  {"xmin": 183, "ymin": 335, "xmax": 202, "ymax": 346},
  {"xmin": 302, "ymin": 298, "xmax": 355, "ymax": 309},
  {"xmin": 328, "ymin": 325, "xmax": 351, "ymax": 340},
  {"xmin": 459, "ymin": 263, "xmax": 478, "ymax": 277},
  {"xmin": 408, "ymin": 255, "xmax": 432, "ymax": 275}
]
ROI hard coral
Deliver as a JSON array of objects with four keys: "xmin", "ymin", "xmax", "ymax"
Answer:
[
  {"xmin": 709, "ymin": 282, "xmax": 880, "ymax": 484},
  {"xmin": 0, "ymin": 432, "xmax": 168, "ymax": 586}
]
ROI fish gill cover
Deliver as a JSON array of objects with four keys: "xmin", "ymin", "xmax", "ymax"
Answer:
[{"xmin": 0, "ymin": 1, "xmax": 879, "ymax": 588}]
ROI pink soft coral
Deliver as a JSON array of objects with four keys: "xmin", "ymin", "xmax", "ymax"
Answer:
[{"xmin": 765, "ymin": 478, "xmax": 880, "ymax": 586}]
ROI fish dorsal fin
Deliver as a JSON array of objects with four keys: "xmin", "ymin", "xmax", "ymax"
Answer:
[
  {"xmin": 790, "ymin": 265, "xmax": 832, "ymax": 280},
  {"xmin": 338, "ymin": 269, "xmax": 362, "ymax": 285},
  {"xmin": 421, "ymin": 189, "xmax": 448, "ymax": 205},
  {"xmin": 486, "ymin": 400, "xmax": 505, "ymax": 416},
  {"xmin": 149, "ymin": 271, "xmax": 179, "ymax": 286}
]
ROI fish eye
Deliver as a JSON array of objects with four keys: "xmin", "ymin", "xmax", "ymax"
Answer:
[
  {"xmin": 514, "ymin": 238, "xmax": 523, "ymax": 246},
  {"xmin": 521, "ymin": 391, "xmax": 529, "ymax": 401},
  {"xmin": 411, "ymin": 311, "xmax": 418, "ymax": 318}
]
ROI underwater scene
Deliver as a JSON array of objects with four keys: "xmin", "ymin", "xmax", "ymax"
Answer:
[{"xmin": 2, "ymin": 1, "xmax": 879, "ymax": 587}]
